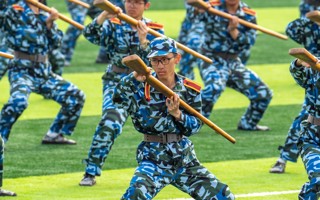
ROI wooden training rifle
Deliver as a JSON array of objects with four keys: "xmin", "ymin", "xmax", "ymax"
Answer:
[
  {"xmin": 122, "ymin": 54, "xmax": 236, "ymax": 144},
  {"xmin": 68, "ymin": 0, "xmax": 90, "ymax": 9},
  {"xmin": 289, "ymin": 48, "xmax": 320, "ymax": 71},
  {"xmin": 0, "ymin": 52, "xmax": 14, "ymax": 59}
]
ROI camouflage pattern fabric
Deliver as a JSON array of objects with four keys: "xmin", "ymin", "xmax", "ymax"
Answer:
[
  {"xmin": 82, "ymin": 17, "xmax": 164, "ymax": 176},
  {"xmin": 278, "ymin": 15, "xmax": 320, "ymax": 162},
  {"xmin": 0, "ymin": 1, "xmax": 85, "ymax": 141},
  {"xmin": 49, "ymin": 48, "xmax": 65, "ymax": 76},
  {"xmin": 299, "ymin": 0, "xmax": 320, "ymax": 17},
  {"xmin": 177, "ymin": 0, "xmax": 251, "ymax": 80},
  {"xmin": 189, "ymin": 1, "xmax": 272, "ymax": 129},
  {"xmin": 60, "ymin": 0, "xmax": 100, "ymax": 64},
  {"xmin": 279, "ymin": 105, "xmax": 308, "ymax": 162},
  {"xmin": 297, "ymin": 121, "xmax": 320, "ymax": 200},
  {"xmin": 290, "ymin": 59, "xmax": 320, "ymax": 199},
  {"xmin": 177, "ymin": 1, "xmax": 205, "ymax": 80},
  {"xmin": 113, "ymin": 73, "xmax": 234, "ymax": 200},
  {"xmin": 0, "ymin": 32, "xmax": 10, "ymax": 80},
  {"xmin": 0, "ymin": 2, "xmax": 13, "ymax": 80}
]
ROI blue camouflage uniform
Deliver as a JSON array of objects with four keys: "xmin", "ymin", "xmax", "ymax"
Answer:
[
  {"xmin": 82, "ymin": 16, "xmax": 164, "ymax": 177},
  {"xmin": 61, "ymin": 0, "xmax": 124, "ymax": 65},
  {"xmin": 299, "ymin": 0, "xmax": 320, "ymax": 17},
  {"xmin": 113, "ymin": 36, "xmax": 235, "ymax": 200},
  {"xmin": 276, "ymin": 15, "xmax": 320, "ymax": 165},
  {"xmin": 0, "ymin": 0, "xmax": 85, "ymax": 142},
  {"xmin": 189, "ymin": 0, "xmax": 272, "ymax": 130},
  {"xmin": 290, "ymin": 58, "xmax": 320, "ymax": 199}
]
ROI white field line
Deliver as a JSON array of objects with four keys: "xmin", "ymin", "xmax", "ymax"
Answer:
[{"xmin": 165, "ymin": 189, "xmax": 300, "ymax": 200}]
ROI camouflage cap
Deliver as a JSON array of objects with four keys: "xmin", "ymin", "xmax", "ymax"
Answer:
[{"xmin": 147, "ymin": 37, "xmax": 178, "ymax": 58}]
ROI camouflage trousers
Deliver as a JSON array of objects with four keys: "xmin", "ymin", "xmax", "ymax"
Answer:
[
  {"xmin": 177, "ymin": 18, "xmax": 204, "ymax": 80},
  {"xmin": 279, "ymin": 101, "xmax": 308, "ymax": 162},
  {"xmin": 84, "ymin": 70, "xmax": 129, "ymax": 176},
  {"xmin": 121, "ymin": 160, "xmax": 234, "ymax": 200},
  {"xmin": 298, "ymin": 120, "xmax": 320, "ymax": 200},
  {"xmin": 61, "ymin": 0, "xmax": 101, "ymax": 63},
  {"xmin": 49, "ymin": 48, "xmax": 65, "ymax": 76},
  {"xmin": 200, "ymin": 56, "xmax": 273, "ymax": 129},
  {"xmin": 0, "ymin": 63, "xmax": 85, "ymax": 141}
]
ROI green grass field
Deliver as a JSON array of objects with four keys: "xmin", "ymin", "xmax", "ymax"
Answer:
[{"xmin": 0, "ymin": 0, "xmax": 310, "ymax": 199}]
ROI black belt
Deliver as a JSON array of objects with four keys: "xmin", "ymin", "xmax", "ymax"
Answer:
[
  {"xmin": 112, "ymin": 65, "xmax": 133, "ymax": 74},
  {"xmin": 307, "ymin": 115, "xmax": 320, "ymax": 125},
  {"xmin": 144, "ymin": 134, "xmax": 183, "ymax": 143},
  {"xmin": 14, "ymin": 51, "xmax": 47, "ymax": 63},
  {"xmin": 213, "ymin": 52, "xmax": 238, "ymax": 60}
]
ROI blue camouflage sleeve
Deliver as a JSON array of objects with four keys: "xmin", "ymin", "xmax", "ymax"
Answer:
[
  {"xmin": 289, "ymin": 59, "xmax": 311, "ymax": 89},
  {"xmin": 113, "ymin": 73, "xmax": 142, "ymax": 112},
  {"xmin": 286, "ymin": 18, "xmax": 312, "ymax": 45},
  {"xmin": 39, "ymin": 14, "xmax": 63, "ymax": 49},
  {"xmin": 83, "ymin": 18, "xmax": 113, "ymax": 48},
  {"xmin": 233, "ymin": 15, "xmax": 256, "ymax": 49},
  {"xmin": 177, "ymin": 92, "xmax": 203, "ymax": 136}
]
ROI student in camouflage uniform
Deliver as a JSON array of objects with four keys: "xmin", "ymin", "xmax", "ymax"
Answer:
[
  {"xmin": 289, "ymin": 57, "xmax": 320, "ymax": 199},
  {"xmin": 269, "ymin": 8, "xmax": 320, "ymax": 174},
  {"xmin": 189, "ymin": 0, "xmax": 272, "ymax": 131},
  {"xmin": 299, "ymin": 0, "xmax": 320, "ymax": 17},
  {"xmin": 79, "ymin": 0, "xmax": 164, "ymax": 186},
  {"xmin": 0, "ymin": 0, "xmax": 85, "ymax": 144},
  {"xmin": 114, "ymin": 37, "xmax": 235, "ymax": 200}
]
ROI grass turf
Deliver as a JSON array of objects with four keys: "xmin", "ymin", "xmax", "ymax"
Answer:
[{"xmin": 3, "ymin": 158, "xmax": 305, "ymax": 200}]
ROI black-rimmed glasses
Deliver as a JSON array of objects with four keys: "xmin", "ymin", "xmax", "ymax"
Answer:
[{"xmin": 150, "ymin": 56, "xmax": 175, "ymax": 66}]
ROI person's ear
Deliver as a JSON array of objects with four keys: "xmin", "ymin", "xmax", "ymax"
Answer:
[
  {"xmin": 174, "ymin": 53, "xmax": 181, "ymax": 64},
  {"xmin": 144, "ymin": 2, "xmax": 151, "ymax": 10}
]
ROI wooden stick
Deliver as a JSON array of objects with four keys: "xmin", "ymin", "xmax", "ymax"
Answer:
[
  {"xmin": 187, "ymin": 0, "xmax": 288, "ymax": 40},
  {"xmin": 26, "ymin": 0, "xmax": 85, "ymax": 30},
  {"xmin": 289, "ymin": 48, "xmax": 320, "ymax": 71},
  {"xmin": 68, "ymin": 0, "xmax": 90, "ymax": 9},
  {"xmin": 0, "ymin": 52, "xmax": 14, "ymax": 59},
  {"xmin": 93, "ymin": 0, "xmax": 213, "ymax": 64},
  {"xmin": 306, "ymin": 10, "xmax": 320, "ymax": 24},
  {"xmin": 122, "ymin": 54, "xmax": 236, "ymax": 144}
]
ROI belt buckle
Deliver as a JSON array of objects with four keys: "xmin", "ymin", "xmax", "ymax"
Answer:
[
  {"xmin": 162, "ymin": 134, "xmax": 168, "ymax": 143},
  {"xmin": 34, "ymin": 54, "xmax": 39, "ymax": 62}
]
